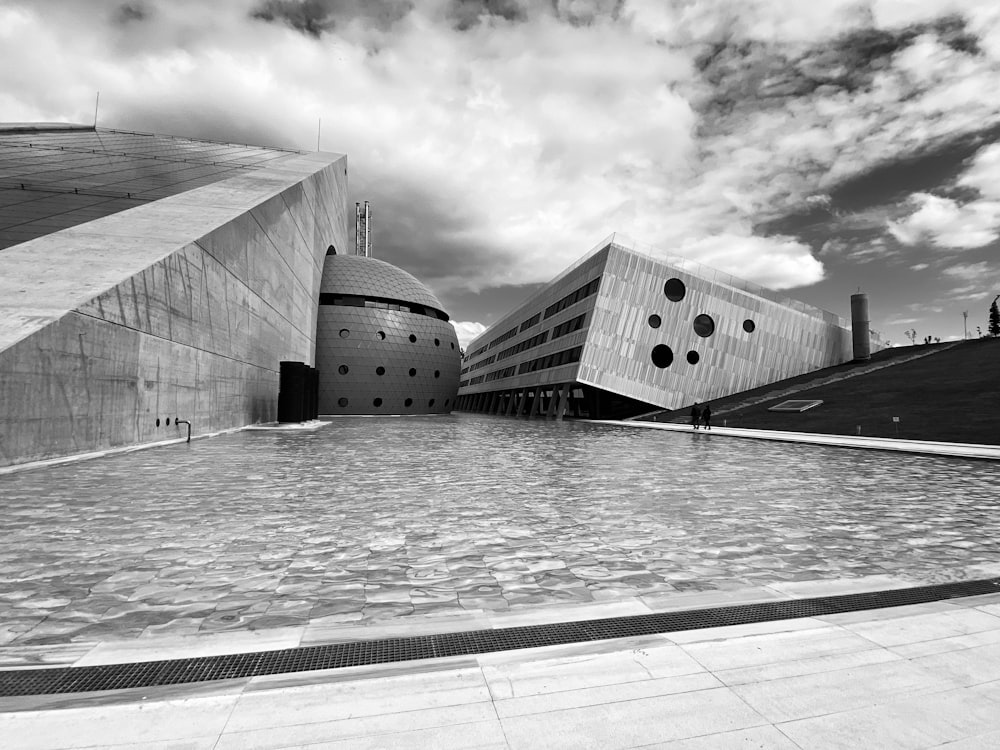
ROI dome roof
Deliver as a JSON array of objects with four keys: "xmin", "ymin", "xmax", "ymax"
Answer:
[{"xmin": 320, "ymin": 254, "xmax": 445, "ymax": 313}]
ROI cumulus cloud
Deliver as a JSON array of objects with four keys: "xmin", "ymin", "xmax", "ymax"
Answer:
[
  {"xmin": 451, "ymin": 320, "xmax": 487, "ymax": 350},
  {"xmin": 888, "ymin": 192, "xmax": 1000, "ymax": 249},
  {"xmin": 2, "ymin": 0, "xmax": 1000, "ymax": 315}
]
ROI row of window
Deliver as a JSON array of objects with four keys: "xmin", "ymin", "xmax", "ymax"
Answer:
[
  {"xmin": 485, "ymin": 365, "xmax": 517, "ymax": 382},
  {"xmin": 551, "ymin": 313, "xmax": 586, "ymax": 339},
  {"xmin": 487, "ymin": 325, "xmax": 520, "ymax": 350},
  {"xmin": 647, "ymin": 313, "xmax": 756, "ymax": 337},
  {"xmin": 544, "ymin": 277, "xmax": 600, "ymax": 319},
  {"xmin": 336, "ymin": 365, "xmax": 442, "ymax": 378},
  {"xmin": 650, "ymin": 345, "xmax": 705, "ymax": 368},
  {"xmin": 496, "ymin": 331, "xmax": 548, "ymax": 361},
  {"xmin": 334, "ymin": 397, "xmax": 451, "ymax": 409},
  {"xmin": 518, "ymin": 345, "xmax": 582, "ymax": 375},
  {"xmin": 334, "ymin": 328, "xmax": 455, "ymax": 348},
  {"xmin": 519, "ymin": 312, "xmax": 541, "ymax": 332},
  {"xmin": 462, "ymin": 355, "xmax": 496, "ymax": 374},
  {"xmin": 319, "ymin": 293, "xmax": 450, "ymax": 322}
]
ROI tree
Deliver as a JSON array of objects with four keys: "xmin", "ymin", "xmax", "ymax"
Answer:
[
  {"xmin": 905, "ymin": 329, "xmax": 917, "ymax": 345},
  {"xmin": 990, "ymin": 296, "xmax": 1000, "ymax": 338}
]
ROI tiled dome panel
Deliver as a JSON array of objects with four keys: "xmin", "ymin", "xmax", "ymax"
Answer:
[
  {"xmin": 320, "ymin": 255, "xmax": 444, "ymax": 312},
  {"xmin": 316, "ymin": 307, "xmax": 461, "ymax": 415}
]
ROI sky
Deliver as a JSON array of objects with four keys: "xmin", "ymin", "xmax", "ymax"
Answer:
[{"xmin": 3, "ymin": 0, "xmax": 1000, "ymax": 349}]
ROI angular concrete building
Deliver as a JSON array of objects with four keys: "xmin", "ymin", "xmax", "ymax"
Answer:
[
  {"xmin": 0, "ymin": 123, "xmax": 349, "ymax": 467},
  {"xmin": 456, "ymin": 235, "xmax": 861, "ymax": 420},
  {"xmin": 315, "ymin": 254, "xmax": 461, "ymax": 415}
]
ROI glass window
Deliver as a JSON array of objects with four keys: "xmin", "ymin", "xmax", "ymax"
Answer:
[
  {"xmin": 664, "ymin": 278, "xmax": 686, "ymax": 302},
  {"xmin": 651, "ymin": 344, "xmax": 673, "ymax": 368},
  {"xmin": 693, "ymin": 314, "xmax": 715, "ymax": 337}
]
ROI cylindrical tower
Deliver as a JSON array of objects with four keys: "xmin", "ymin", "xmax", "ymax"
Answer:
[{"xmin": 851, "ymin": 292, "xmax": 871, "ymax": 361}]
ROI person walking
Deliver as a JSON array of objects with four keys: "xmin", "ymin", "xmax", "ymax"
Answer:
[
  {"xmin": 702, "ymin": 403, "xmax": 712, "ymax": 430},
  {"xmin": 690, "ymin": 403, "xmax": 701, "ymax": 430}
]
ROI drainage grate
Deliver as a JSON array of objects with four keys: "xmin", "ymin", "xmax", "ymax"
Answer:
[{"xmin": 3, "ymin": 577, "xmax": 998, "ymax": 697}]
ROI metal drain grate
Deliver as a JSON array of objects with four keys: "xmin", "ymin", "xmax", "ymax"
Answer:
[{"xmin": 3, "ymin": 576, "xmax": 998, "ymax": 697}]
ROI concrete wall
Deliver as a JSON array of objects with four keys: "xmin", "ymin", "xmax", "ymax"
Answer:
[{"xmin": 0, "ymin": 152, "xmax": 349, "ymax": 467}]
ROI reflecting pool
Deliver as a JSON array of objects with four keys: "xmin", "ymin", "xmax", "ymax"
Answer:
[{"xmin": 2, "ymin": 415, "xmax": 999, "ymax": 644}]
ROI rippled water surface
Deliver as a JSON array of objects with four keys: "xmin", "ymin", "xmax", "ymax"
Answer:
[{"xmin": 2, "ymin": 415, "xmax": 999, "ymax": 644}]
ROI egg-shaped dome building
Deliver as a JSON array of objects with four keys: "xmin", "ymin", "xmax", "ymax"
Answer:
[{"xmin": 315, "ymin": 254, "xmax": 461, "ymax": 415}]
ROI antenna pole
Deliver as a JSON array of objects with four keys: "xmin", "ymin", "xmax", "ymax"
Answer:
[{"xmin": 94, "ymin": 91, "xmax": 100, "ymax": 127}]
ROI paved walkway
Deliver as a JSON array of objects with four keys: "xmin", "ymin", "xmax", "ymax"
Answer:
[
  {"xmin": 4, "ymin": 577, "xmax": 1000, "ymax": 749},
  {"xmin": 591, "ymin": 420, "xmax": 1000, "ymax": 461}
]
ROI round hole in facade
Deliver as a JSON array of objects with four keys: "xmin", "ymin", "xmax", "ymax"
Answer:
[
  {"xmin": 408, "ymin": 334, "xmax": 417, "ymax": 343},
  {"xmin": 651, "ymin": 344, "xmax": 674, "ymax": 368},
  {"xmin": 664, "ymin": 278, "xmax": 686, "ymax": 302},
  {"xmin": 339, "ymin": 329, "xmax": 350, "ymax": 338},
  {"xmin": 338, "ymin": 364, "xmax": 349, "ymax": 375},
  {"xmin": 373, "ymin": 397, "xmax": 383, "ymax": 407},
  {"xmin": 409, "ymin": 368, "xmax": 417, "ymax": 377},
  {"xmin": 686, "ymin": 350, "xmax": 700, "ymax": 365},
  {"xmin": 155, "ymin": 418, "xmax": 160, "ymax": 427},
  {"xmin": 166, "ymin": 418, "xmax": 171, "ymax": 426},
  {"xmin": 648, "ymin": 314, "xmax": 661, "ymax": 329},
  {"xmin": 429, "ymin": 399, "xmax": 436, "ymax": 407},
  {"xmin": 693, "ymin": 314, "xmax": 715, "ymax": 337},
  {"xmin": 450, "ymin": 342, "xmax": 455, "ymax": 349},
  {"xmin": 743, "ymin": 319, "xmax": 756, "ymax": 333},
  {"xmin": 404, "ymin": 398, "xmax": 413, "ymax": 407},
  {"xmin": 445, "ymin": 399, "xmax": 450, "ymax": 406},
  {"xmin": 434, "ymin": 338, "xmax": 440, "ymax": 346},
  {"xmin": 434, "ymin": 370, "xmax": 440, "ymax": 378},
  {"xmin": 376, "ymin": 366, "xmax": 386, "ymax": 376},
  {"xmin": 338, "ymin": 397, "xmax": 348, "ymax": 407},
  {"xmin": 376, "ymin": 331, "xmax": 386, "ymax": 340}
]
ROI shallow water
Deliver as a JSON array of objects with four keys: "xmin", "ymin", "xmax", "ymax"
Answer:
[{"xmin": 2, "ymin": 415, "xmax": 998, "ymax": 644}]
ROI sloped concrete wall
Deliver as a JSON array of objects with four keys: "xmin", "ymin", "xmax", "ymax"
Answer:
[{"xmin": 0, "ymin": 152, "xmax": 349, "ymax": 467}]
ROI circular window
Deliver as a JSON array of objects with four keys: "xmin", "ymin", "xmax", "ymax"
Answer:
[
  {"xmin": 445, "ymin": 399, "xmax": 450, "ymax": 406},
  {"xmin": 434, "ymin": 370, "xmax": 440, "ymax": 378},
  {"xmin": 686, "ymin": 350, "xmax": 700, "ymax": 365},
  {"xmin": 693, "ymin": 314, "xmax": 715, "ymax": 337},
  {"xmin": 409, "ymin": 368, "xmax": 417, "ymax": 377},
  {"xmin": 376, "ymin": 366, "xmax": 385, "ymax": 376},
  {"xmin": 155, "ymin": 418, "xmax": 160, "ymax": 427},
  {"xmin": 338, "ymin": 397, "xmax": 348, "ymax": 407},
  {"xmin": 664, "ymin": 278, "xmax": 686, "ymax": 302},
  {"xmin": 651, "ymin": 344, "xmax": 674, "ymax": 368},
  {"xmin": 743, "ymin": 319, "xmax": 756, "ymax": 333},
  {"xmin": 450, "ymin": 342, "xmax": 455, "ymax": 349},
  {"xmin": 338, "ymin": 364, "xmax": 349, "ymax": 375},
  {"xmin": 373, "ymin": 397, "xmax": 383, "ymax": 407},
  {"xmin": 404, "ymin": 398, "xmax": 413, "ymax": 407},
  {"xmin": 648, "ymin": 314, "xmax": 661, "ymax": 329},
  {"xmin": 429, "ymin": 399, "xmax": 436, "ymax": 407},
  {"xmin": 408, "ymin": 334, "xmax": 417, "ymax": 343},
  {"xmin": 166, "ymin": 418, "xmax": 171, "ymax": 426},
  {"xmin": 376, "ymin": 331, "xmax": 386, "ymax": 340},
  {"xmin": 434, "ymin": 338, "xmax": 440, "ymax": 346},
  {"xmin": 339, "ymin": 329, "xmax": 350, "ymax": 338}
]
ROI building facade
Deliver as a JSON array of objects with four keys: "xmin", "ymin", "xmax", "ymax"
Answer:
[
  {"xmin": 0, "ymin": 124, "xmax": 349, "ymax": 467},
  {"xmin": 315, "ymin": 254, "xmax": 461, "ymax": 415},
  {"xmin": 456, "ymin": 235, "xmax": 856, "ymax": 420}
]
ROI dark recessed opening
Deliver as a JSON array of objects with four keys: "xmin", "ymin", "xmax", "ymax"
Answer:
[
  {"xmin": 376, "ymin": 366, "xmax": 386, "ymax": 376},
  {"xmin": 434, "ymin": 338, "xmax": 440, "ymax": 346},
  {"xmin": 409, "ymin": 334, "xmax": 417, "ymax": 343},
  {"xmin": 664, "ymin": 278, "xmax": 686, "ymax": 302},
  {"xmin": 338, "ymin": 365, "xmax": 349, "ymax": 375},
  {"xmin": 434, "ymin": 370, "xmax": 440, "ymax": 378},
  {"xmin": 429, "ymin": 399, "xmax": 436, "ymax": 407},
  {"xmin": 743, "ymin": 319, "xmax": 756, "ymax": 333},
  {"xmin": 155, "ymin": 418, "xmax": 160, "ymax": 427},
  {"xmin": 686, "ymin": 350, "xmax": 700, "ymax": 365},
  {"xmin": 326, "ymin": 245, "xmax": 337, "ymax": 255},
  {"xmin": 338, "ymin": 397, "xmax": 349, "ymax": 407},
  {"xmin": 409, "ymin": 368, "xmax": 417, "ymax": 377},
  {"xmin": 404, "ymin": 398, "xmax": 413, "ymax": 407},
  {"xmin": 339, "ymin": 329, "xmax": 350, "ymax": 338},
  {"xmin": 693, "ymin": 314, "xmax": 715, "ymax": 337},
  {"xmin": 445, "ymin": 399, "xmax": 450, "ymax": 406},
  {"xmin": 450, "ymin": 342, "xmax": 455, "ymax": 349},
  {"xmin": 648, "ymin": 314, "xmax": 661, "ymax": 329},
  {"xmin": 651, "ymin": 344, "xmax": 674, "ymax": 368},
  {"xmin": 166, "ymin": 418, "xmax": 171, "ymax": 426},
  {"xmin": 373, "ymin": 398, "xmax": 383, "ymax": 407},
  {"xmin": 376, "ymin": 331, "xmax": 386, "ymax": 340}
]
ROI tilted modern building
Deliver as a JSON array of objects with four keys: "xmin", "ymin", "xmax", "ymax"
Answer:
[
  {"xmin": 315, "ymin": 254, "xmax": 461, "ymax": 415},
  {"xmin": 0, "ymin": 123, "xmax": 350, "ymax": 467},
  {"xmin": 456, "ymin": 235, "xmax": 867, "ymax": 420}
]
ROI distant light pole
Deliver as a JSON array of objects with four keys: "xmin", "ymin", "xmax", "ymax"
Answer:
[{"xmin": 963, "ymin": 311, "xmax": 968, "ymax": 340}]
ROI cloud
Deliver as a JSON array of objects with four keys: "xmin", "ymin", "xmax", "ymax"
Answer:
[
  {"xmin": 2, "ymin": 0, "xmax": 1000, "ymax": 311},
  {"xmin": 888, "ymin": 192, "xmax": 1000, "ymax": 249},
  {"xmin": 451, "ymin": 320, "xmax": 486, "ymax": 350}
]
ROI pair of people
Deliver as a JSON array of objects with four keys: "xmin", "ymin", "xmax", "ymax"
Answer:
[{"xmin": 690, "ymin": 402, "xmax": 712, "ymax": 430}]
